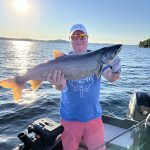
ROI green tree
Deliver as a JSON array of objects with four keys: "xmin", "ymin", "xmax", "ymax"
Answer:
[{"xmin": 139, "ymin": 38, "xmax": 150, "ymax": 48}]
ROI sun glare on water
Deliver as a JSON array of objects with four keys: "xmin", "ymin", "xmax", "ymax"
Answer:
[
  {"xmin": 13, "ymin": 0, "xmax": 30, "ymax": 13},
  {"xmin": 11, "ymin": 40, "xmax": 33, "ymax": 73}
]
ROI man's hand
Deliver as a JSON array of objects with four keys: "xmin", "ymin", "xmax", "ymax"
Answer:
[
  {"xmin": 47, "ymin": 70, "xmax": 66, "ymax": 91},
  {"xmin": 109, "ymin": 56, "xmax": 121, "ymax": 74},
  {"xmin": 102, "ymin": 56, "xmax": 121, "ymax": 82}
]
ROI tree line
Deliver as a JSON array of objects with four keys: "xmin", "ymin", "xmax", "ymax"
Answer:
[{"xmin": 139, "ymin": 38, "xmax": 150, "ymax": 48}]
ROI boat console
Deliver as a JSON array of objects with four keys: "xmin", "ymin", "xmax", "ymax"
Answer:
[{"xmin": 16, "ymin": 118, "xmax": 64, "ymax": 150}]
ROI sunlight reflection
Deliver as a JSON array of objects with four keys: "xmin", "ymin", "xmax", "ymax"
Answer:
[
  {"xmin": 19, "ymin": 90, "xmax": 38, "ymax": 105},
  {"xmin": 11, "ymin": 40, "xmax": 33, "ymax": 74},
  {"xmin": 12, "ymin": 40, "xmax": 32, "ymax": 51}
]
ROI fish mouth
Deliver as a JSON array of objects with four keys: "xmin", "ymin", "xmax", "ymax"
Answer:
[
  {"xmin": 118, "ymin": 44, "xmax": 122, "ymax": 50},
  {"xmin": 100, "ymin": 44, "xmax": 122, "ymax": 65},
  {"xmin": 111, "ymin": 44, "xmax": 122, "ymax": 59},
  {"xmin": 111, "ymin": 44, "xmax": 122, "ymax": 61},
  {"xmin": 115, "ymin": 44, "xmax": 122, "ymax": 54}
]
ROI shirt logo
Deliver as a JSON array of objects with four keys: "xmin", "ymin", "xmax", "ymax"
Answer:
[{"xmin": 68, "ymin": 76, "xmax": 94, "ymax": 97}]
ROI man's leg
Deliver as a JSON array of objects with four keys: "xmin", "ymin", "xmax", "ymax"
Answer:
[
  {"xmin": 83, "ymin": 118, "xmax": 106, "ymax": 150},
  {"xmin": 61, "ymin": 119, "xmax": 84, "ymax": 150}
]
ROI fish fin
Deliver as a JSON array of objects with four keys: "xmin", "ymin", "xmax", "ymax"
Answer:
[
  {"xmin": 96, "ymin": 65, "xmax": 103, "ymax": 79},
  {"xmin": 53, "ymin": 49, "xmax": 65, "ymax": 58},
  {"xmin": 29, "ymin": 80, "xmax": 42, "ymax": 90},
  {"xmin": 0, "ymin": 78, "xmax": 24, "ymax": 103}
]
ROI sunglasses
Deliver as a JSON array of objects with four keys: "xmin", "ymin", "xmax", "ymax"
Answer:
[{"xmin": 70, "ymin": 33, "xmax": 88, "ymax": 41}]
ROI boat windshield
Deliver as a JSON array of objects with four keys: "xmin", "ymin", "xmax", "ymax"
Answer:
[{"xmin": 103, "ymin": 120, "xmax": 150, "ymax": 150}]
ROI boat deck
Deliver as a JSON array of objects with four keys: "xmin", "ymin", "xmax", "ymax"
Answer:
[
  {"xmin": 104, "ymin": 123, "xmax": 132, "ymax": 149},
  {"xmin": 102, "ymin": 115, "xmax": 138, "ymax": 150}
]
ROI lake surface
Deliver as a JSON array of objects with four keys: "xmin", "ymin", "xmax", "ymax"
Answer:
[{"xmin": 0, "ymin": 40, "xmax": 150, "ymax": 149}]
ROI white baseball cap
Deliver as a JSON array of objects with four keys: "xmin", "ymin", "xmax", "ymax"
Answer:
[{"xmin": 69, "ymin": 23, "xmax": 87, "ymax": 36}]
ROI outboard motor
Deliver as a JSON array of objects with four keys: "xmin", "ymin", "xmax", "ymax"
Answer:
[
  {"xmin": 128, "ymin": 91, "xmax": 150, "ymax": 121},
  {"xmin": 15, "ymin": 118, "xmax": 64, "ymax": 150}
]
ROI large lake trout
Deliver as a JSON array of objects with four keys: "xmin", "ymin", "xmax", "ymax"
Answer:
[{"xmin": 0, "ymin": 44, "xmax": 122, "ymax": 102}]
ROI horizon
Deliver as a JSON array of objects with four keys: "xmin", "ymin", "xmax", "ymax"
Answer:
[
  {"xmin": 0, "ymin": 0, "xmax": 150, "ymax": 45},
  {"xmin": 0, "ymin": 36, "xmax": 138, "ymax": 46}
]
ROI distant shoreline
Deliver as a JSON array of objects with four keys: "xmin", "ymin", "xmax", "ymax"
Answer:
[
  {"xmin": 0, "ymin": 37, "xmax": 69, "ymax": 43},
  {"xmin": 0, "ymin": 37, "xmax": 108, "ymax": 45},
  {"xmin": 0, "ymin": 37, "xmax": 136, "ymax": 46}
]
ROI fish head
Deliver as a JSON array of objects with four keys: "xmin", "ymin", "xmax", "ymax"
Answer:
[{"xmin": 100, "ymin": 44, "xmax": 122, "ymax": 65}]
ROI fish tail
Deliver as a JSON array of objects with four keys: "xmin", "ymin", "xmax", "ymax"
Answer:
[
  {"xmin": 29, "ymin": 80, "xmax": 42, "ymax": 90},
  {"xmin": 0, "ymin": 78, "xmax": 24, "ymax": 103}
]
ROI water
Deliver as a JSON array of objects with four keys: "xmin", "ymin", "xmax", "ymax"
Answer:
[{"xmin": 0, "ymin": 40, "xmax": 149, "ymax": 149}]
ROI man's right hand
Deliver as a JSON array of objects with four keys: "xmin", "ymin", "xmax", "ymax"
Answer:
[{"xmin": 47, "ymin": 70, "xmax": 66, "ymax": 91}]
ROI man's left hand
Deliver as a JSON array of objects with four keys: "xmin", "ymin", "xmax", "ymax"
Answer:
[{"xmin": 109, "ymin": 56, "xmax": 121, "ymax": 74}]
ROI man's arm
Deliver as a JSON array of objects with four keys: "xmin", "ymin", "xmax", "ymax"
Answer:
[
  {"xmin": 102, "ymin": 56, "xmax": 121, "ymax": 82},
  {"xmin": 47, "ymin": 70, "xmax": 66, "ymax": 91}
]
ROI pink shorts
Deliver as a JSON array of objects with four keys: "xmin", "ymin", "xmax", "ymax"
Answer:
[{"xmin": 61, "ymin": 118, "xmax": 105, "ymax": 150}]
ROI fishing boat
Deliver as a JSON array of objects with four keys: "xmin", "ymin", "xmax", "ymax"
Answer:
[{"xmin": 14, "ymin": 91, "xmax": 150, "ymax": 150}]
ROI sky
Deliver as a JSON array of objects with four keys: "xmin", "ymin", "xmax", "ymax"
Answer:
[{"xmin": 0, "ymin": 0, "xmax": 150, "ymax": 45}]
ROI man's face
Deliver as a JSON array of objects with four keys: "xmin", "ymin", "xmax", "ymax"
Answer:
[{"xmin": 70, "ymin": 30, "xmax": 88, "ymax": 54}]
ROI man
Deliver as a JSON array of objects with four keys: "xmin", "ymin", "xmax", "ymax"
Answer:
[{"xmin": 47, "ymin": 24, "xmax": 121, "ymax": 150}]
